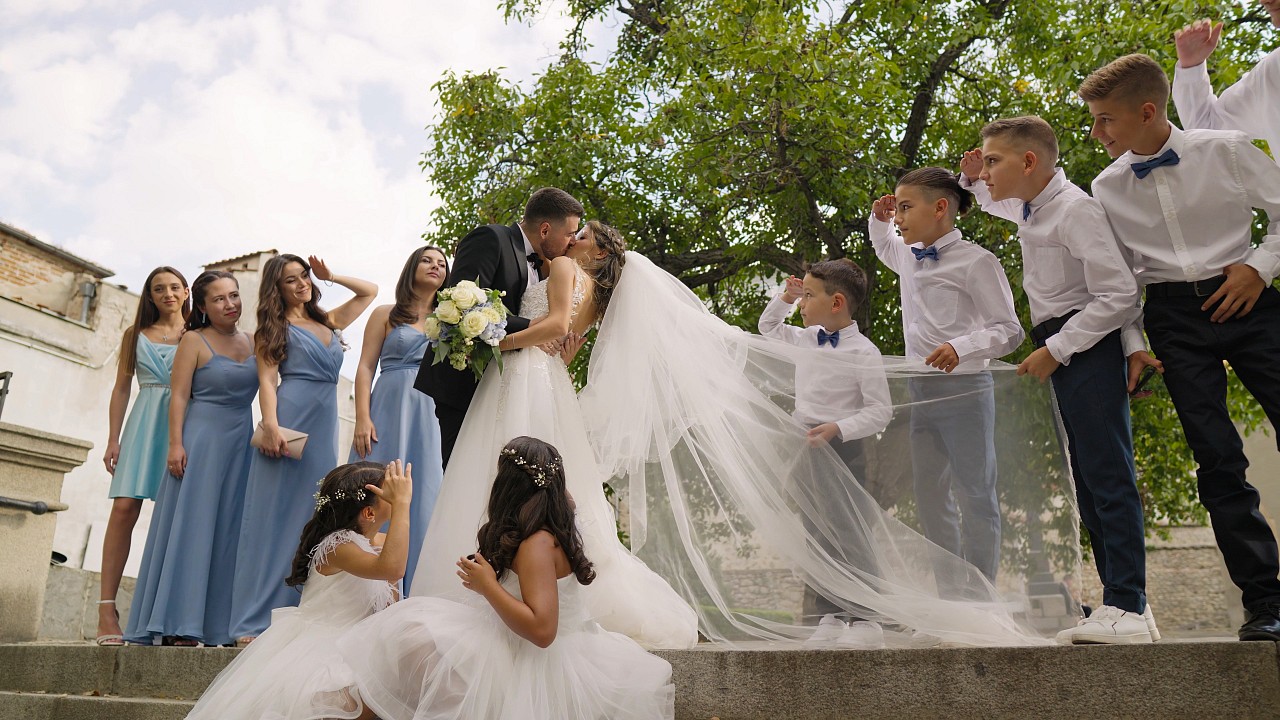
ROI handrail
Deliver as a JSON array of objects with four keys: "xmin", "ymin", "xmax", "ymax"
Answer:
[
  {"xmin": 0, "ymin": 370, "xmax": 10, "ymax": 420},
  {"xmin": 0, "ymin": 495, "xmax": 69, "ymax": 514}
]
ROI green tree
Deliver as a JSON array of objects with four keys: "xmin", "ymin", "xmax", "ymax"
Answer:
[{"xmin": 423, "ymin": 0, "xmax": 1277, "ymax": 533}]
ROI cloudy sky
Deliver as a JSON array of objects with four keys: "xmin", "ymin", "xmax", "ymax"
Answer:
[{"xmin": 1, "ymin": 0, "xmax": 589, "ymax": 374}]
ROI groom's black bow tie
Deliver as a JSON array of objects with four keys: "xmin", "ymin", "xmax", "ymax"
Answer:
[{"xmin": 527, "ymin": 252, "xmax": 544, "ymax": 274}]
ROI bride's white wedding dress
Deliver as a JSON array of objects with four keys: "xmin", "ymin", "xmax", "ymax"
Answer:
[{"xmin": 412, "ymin": 264, "xmax": 699, "ymax": 650}]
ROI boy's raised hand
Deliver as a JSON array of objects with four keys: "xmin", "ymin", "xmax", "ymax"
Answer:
[
  {"xmin": 960, "ymin": 148, "xmax": 984, "ymax": 182},
  {"xmin": 872, "ymin": 194, "xmax": 897, "ymax": 223},
  {"xmin": 782, "ymin": 276, "xmax": 804, "ymax": 302},
  {"xmin": 1174, "ymin": 19, "xmax": 1222, "ymax": 68}
]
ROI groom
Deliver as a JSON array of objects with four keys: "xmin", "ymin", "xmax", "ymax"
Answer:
[{"xmin": 414, "ymin": 187, "xmax": 584, "ymax": 467}]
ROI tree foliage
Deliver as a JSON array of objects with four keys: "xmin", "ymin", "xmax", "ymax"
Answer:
[{"xmin": 422, "ymin": 0, "xmax": 1278, "ymax": 532}]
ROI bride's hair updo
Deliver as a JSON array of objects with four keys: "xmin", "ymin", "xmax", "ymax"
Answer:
[
  {"xmin": 476, "ymin": 436, "xmax": 595, "ymax": 585},
  {"xmin": 583, "ymin": 220, "xmax": 627, "ymax": 318}
]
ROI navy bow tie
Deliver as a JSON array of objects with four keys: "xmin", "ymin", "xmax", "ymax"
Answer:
[
  {"xmin": 1022, "ymin": 202, "xmax": 1033, "ymax": 221},
  {"xmin": 817, "ymin": 329, "xmax": 840, "ymax": 348},
  {"xmin": 1130, "ymin": 149, "xmax": 1180, "ymax": 179},
  {"xmin": 911, "ymin": 245, "xmax": 939, "ymax": 262},
  {"xmin": 527, "ymin": 252, "xmax": 544, "ymax": 273}
]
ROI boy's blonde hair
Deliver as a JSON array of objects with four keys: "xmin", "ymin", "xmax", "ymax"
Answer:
[
  {"xmin": 980, "ymin": 115, "xmax": 1060, "ymax": 165},
  {"xmin": 1078, "ymin": 53, "xmax": 1170, "ymax": 112}
]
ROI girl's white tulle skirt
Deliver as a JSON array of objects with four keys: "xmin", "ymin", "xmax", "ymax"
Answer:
[{"xmin": 337, "ymin": 593, "xmax": 675, "ymax": 720}]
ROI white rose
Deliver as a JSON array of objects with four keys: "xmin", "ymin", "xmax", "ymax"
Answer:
[
  {"xmin": 422, "ymin": 317, "xmax": 441, "ymax": 340},
  {"xmin": 460, "ymin": 310, "xmax": 489, "ymax": 339},
  {"xmin": 454, "ymin": 280, "xmax": 478, "ymax": 292},
  {"xmin": 481, "ymin": 306, "xmax": 502, "ymax": 325},
  {"xmin": 436, "ymin": 300, "xmax": 461, "ymax": 324},
  {"xmin": 470, "ymin": 286, "xmax": 489, "ymax": 307},
  {"xmin": 453, "ymin": 288, "xmax": 477, "ymax": 310}
]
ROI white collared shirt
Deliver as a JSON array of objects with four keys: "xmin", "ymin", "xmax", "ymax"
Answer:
[
  {"xmin": 1173, "ymin": 49, "xmax": 1279, "ymax": 167},
  {"xmin": 868, "ymin": 220, "xmax": 1025, "ymax": 369},
  {"xmin": 519, "ymin": 225, "xmax": 539, "ymax": 290},
  {"xmin": 758, "ymin": 296, "xmax": 893, "ymax": 442},
  {"xmin": 1091, "ymin": 125, "xmax": 1280, "ymax": 289},
  {"xmin": 962, "ymin": 168, "xmax": 1143, "ymax": 363}
]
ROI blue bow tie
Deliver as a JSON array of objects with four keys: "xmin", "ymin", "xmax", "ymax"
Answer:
[
  {"xmin": 911, "ymin": 245, "xmax": 939, "ymax": 262},
  {"xmin": 817, "ymin": 329, "xmax": 840, "ymax": 348},
  {"xmin": 1130, "ymin": 149, "xmax": 1180, "ymax": 179},
  {"xmin": 1022, "ymin": 202, "xmax": 1032, "ymax": 221}
]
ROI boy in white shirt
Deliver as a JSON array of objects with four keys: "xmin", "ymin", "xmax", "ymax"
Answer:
[
  {"xmin": 1172, "ymin": 10, "xmax": 1279, "ymax": 164},
  {"xmin": 869, "ymin": 167, "xmax": 1024, "ymax": 586},
  {"xmin": 1081, "ymin": 52, "xmax": 1280, "ymax": 642},
  {"xmin": 758, "ymin": 258, "xmax": 892, "ymax": 646},
  {"xmin": 959, "ymin": 115, "xmax": 1157, "ymax": 644}
]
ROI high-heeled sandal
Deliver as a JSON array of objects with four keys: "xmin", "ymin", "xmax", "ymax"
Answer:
[{"xmin": 94, "ymin": 600, "xmax": 125, "ymax": 646}]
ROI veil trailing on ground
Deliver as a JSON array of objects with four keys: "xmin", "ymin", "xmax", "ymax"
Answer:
[{"xmin": 579, "ymin": 252, "xmax": 1081, "ymax": 647}]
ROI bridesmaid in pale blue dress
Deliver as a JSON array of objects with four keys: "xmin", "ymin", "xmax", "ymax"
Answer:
[
  {"xmin": 230, "ymin": 254, "xmax": 377, "ymax": 645},
  {"xmin": 126, "ymin": 271, "xmax": 258, "ymax": 646},
  {"xmin": 96, "ymin": 266, "xmax": 189, "ymax": 646},
  {"xmin": 350, "ymin": 246, "xmax": 449, "ymax": 593}
]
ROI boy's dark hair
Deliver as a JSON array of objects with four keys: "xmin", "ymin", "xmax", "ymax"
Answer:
[
  {"xmin": 286, "ymin": 462, "xmax": 386, "ymax": 589},
  {"xmin": 805, "ymin": 258, "xmax": 868, "ymax": 316},
  {"xmin": 477, "ymin": 436, "xmax": 595, "ymax": 585},
  {"xmin": 980, "ymin": 115, "xmax": 1060, "ymax": 166},
  {"xmin": 896, "ymin": 167, "xmax": 975, "ymax": 218},
  {"xmin": 1078, "ymin": 53, "xmax": 1170, "ymax": 113},
  {"xmin": 523, "ymin": 187, "xmax": 585, "ymax": 226}
]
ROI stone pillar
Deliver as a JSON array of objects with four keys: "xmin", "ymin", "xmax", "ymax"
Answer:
[{"xmin": 0, "ymin": 422, "xmax": 89, "ymax": 643}]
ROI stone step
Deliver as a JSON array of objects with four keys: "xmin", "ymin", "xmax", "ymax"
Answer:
[{"xmin": 1, "ymin": 640, "xmax": 1277, "ymax": 719}]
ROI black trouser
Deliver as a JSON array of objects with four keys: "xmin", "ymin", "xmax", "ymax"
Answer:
[
  {"xmin": 799, "ymin": 436, "xmax": 876, "ymax": 623},
  {"xmin": 1036, "ymin": 327, "xmax": 1146, "ymax": 614},
  {"xmin": 1144, "ymin": 285, "xmax": 1280, "ymax": 611}
]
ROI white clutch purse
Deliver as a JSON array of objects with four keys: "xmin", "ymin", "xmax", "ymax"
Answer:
[{"xmin": 250, "ymin": 422, "xmax": 309, "ymax": 459}]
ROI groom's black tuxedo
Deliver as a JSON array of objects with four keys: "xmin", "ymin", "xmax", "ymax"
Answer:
[{"xmin": 414, "ymin": 222, "xmax": 534, "ymax": 466}]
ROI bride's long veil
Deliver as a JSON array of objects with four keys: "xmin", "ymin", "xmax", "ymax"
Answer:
[{"xmin": 580, "ymin": 252, "xmax": 1081, "ymax": 646}]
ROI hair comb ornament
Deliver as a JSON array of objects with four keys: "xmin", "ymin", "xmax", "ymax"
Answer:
[
  {"xmin": 313, "ymin": 487, "xmax": 368, "ymax": 510},
  {"xmin": 501, "ymin": 447, "xmax": 560, "ymax": 487}
]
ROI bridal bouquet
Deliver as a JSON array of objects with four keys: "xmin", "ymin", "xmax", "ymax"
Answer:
[{"xmin": 423, "ymin": 280, "xmax": 509, "ymax": 380}]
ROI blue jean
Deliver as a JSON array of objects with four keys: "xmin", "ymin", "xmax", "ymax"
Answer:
[
  {"xmin": 909, "ymin": 372, "xmax": 1001, "ymax": 585},
  {"xmin": 1044, "ymin": 329, "xmax": 1147, "ymax": 614}
]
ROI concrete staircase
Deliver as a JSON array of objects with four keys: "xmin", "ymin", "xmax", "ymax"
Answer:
[{"xmin": 1, "ymin": 640, "xmax": 1278, "ymax": 719}]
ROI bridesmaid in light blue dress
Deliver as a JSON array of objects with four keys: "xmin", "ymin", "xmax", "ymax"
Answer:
[
  {"xmin": 126, "ymin": 271, "xmax": 257, "ymax": 645},
  {"xmin": 230, "ymin": 254, "xmax": 377, "ymax": 645},
  {"xmin": 350, "ymin": 246, "xmax": 449, "ymax": 593},
  {"xmin": 96, "ymin": 266, "xmax": 189, "ymax": 646}
]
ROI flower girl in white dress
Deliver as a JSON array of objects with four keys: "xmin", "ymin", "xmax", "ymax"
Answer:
[
  {"xmin": 339, "ymin": 436, "xmax": 675, "ymax": 720},
  {"xmin": 188, "ymin": 459, "xmax": 412, "ymax": 719}
]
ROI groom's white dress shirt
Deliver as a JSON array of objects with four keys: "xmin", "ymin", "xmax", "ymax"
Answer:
[
  {"xmin": 519, "ymin": 225, "xmax": 540, "ymax": 290},
  {"xmin": 1173, "ymin": 49, "xmax": 1280, "ymax": 167},
  {"xmin": 758, "ymin": 297, "xmax": 893, "ymax": 442}
]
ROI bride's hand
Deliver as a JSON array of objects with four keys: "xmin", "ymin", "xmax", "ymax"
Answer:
[
  {"xmin": 457, "ymin": 552, "xmax": 499, "ymax": 595},
  {"xmin": 538, "ymin": 337, "xmax": 564, "ymax": 357},
  {"xmin": 559, "ymin": 332, "xmax": 587, "ymax": 364}
]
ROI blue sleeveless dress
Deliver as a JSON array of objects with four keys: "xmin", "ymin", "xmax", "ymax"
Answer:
[
  {"xmin": 109, "ymin": 334, "xmax": 177, "ymax": 499},
  {"xmin": 125, "ymin": 332, "xmax": 259, "ymax": 645},
  {"xmin": 230, "ymin": 324, "xmax": 343, "ymax": 639},
  {"xmin": 348, "ymin": 323, "xmax": 445, "ymax": 594}
]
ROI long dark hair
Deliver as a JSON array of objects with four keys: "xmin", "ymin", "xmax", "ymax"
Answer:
[
  {"xmin": 583, "ymin": 221, "xmax": 627, "ymax": 319},
  {"xmin": 184, "ymin": 270, "xmax": 238, "ymax": 331},
  {"xmin": 895, "ymin": 167, "xmax": 975, "ymax": 218},
  {"xmin": 120, "ymin": 266, "xmax": 190, "ymax": 375},
  {"xmin": 476, "ymin": 436, "xmax": 595, "ymax": 585},
  {"xmin": 255, "ymin": 254, "xmax": 334, "ymax": 366},
  {"xmin": 388, "ymin": 246, "xmax": 449, "ymax": 327},
  {"xmin": 286, "ymin": 461, "xmax": 386, "ymax": 589}
]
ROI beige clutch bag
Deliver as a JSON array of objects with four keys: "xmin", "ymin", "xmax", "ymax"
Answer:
[{"xmin": 250, "ymin": 422, "xmax": 309, "ymax": 459}]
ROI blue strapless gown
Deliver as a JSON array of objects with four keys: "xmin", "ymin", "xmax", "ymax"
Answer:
[
  {"xmin": 230, "ymin": 325, "xmax": 343, "ymax": 639},
  {"xmin": 110, "ymin": 334, "xmax": 176, "ymax": 499},
  {"xmin": 126, "ymin": 337, "xmax": 259, "ymax": 645},
  {"xmin": 347, "ymin": 324, "xmax": 445, "ymax": 594}
]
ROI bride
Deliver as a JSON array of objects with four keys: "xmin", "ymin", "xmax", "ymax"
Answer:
[{"xmin": 412, "ymin": 221, "xmax": 700, "ymax": 650}]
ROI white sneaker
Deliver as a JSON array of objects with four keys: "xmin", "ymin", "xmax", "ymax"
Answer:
[
  {"xmin": 1055, "ymin": 605, "xmax": 1153, "ymax": 645},
  {"xmin": 803, "ymin": 614, "xmax": 846, "ymax": 648},
  {"xmin": 838, "ymin": 621, "xmax": 886, "ymax": 650},
  {"xmin": 1143, "ymin": 604, "xmax": 1161, "ymax": 642}
]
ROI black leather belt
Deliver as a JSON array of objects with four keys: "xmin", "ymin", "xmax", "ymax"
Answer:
[
  {"xmin": 1145, "ymin": 275, "xmax": 1227, "ymax": 299},
  {"xmin": 1030, "ymin": 309, "xmax": 1080, "ymax": 346}
]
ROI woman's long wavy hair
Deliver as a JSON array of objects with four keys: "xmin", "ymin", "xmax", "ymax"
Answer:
[
  {"xmin": 255, "ymin": 254, "xmax": 334, "ymax": 366},
  {"xmin": 582, "ymin": 220, "xmax": 627, "ymax": 319},
  {"xmin": 476, "ymin": 436, "xmax": 594, "ymax": 585},
  {"xmin": 120, "ymin": 266, "xmax": 190, "ymax": 376},
  {"xmin": 388, "ymin": 246, "xmax": 449, "ymax": 328},
  {"xmin": 286, "ymin": 461, "xmax": 386, "ymax": 589},
  {"xmin": 183, "ymin": 271, "xmax": 238, "ymax": 332}
]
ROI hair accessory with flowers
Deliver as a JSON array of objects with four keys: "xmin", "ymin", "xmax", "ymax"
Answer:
[
  {"xmin": 314, "ymin": 487, "xmax": 368, "ymax": 510},
  {"xmin": 501, "ymin": 447, "xmax": 560, "ymax": 487}
]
